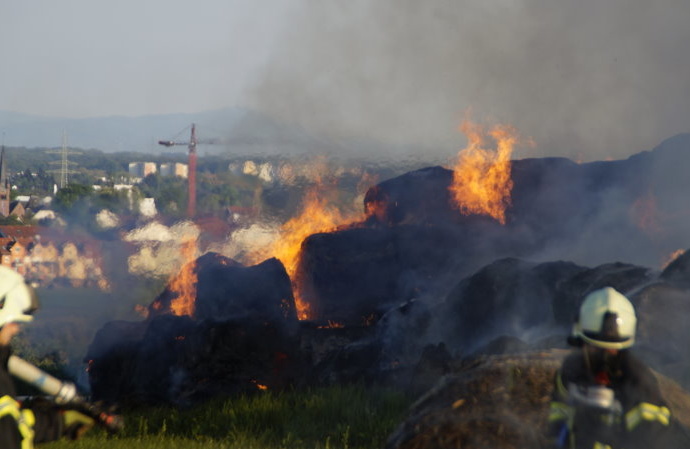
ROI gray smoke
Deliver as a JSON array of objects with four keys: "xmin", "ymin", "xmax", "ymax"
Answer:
[{"xmin": 245, "ymin": 0, "xmax": 690, "ymax": 161}]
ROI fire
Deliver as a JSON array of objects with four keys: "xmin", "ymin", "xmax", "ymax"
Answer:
[
  {"xmin": 449, "ymin": 119, "xmax": 519, "ymax": 225},
  {"xmin": 168, "ymin": 237, "xmax": 198, "ymax": 317},
  {"xmin": 254, "ymin": 187, "xmax": 363, "ymax": 320},
  {"xmin": 662, "ymin": 249, "xmax": 685, "ymax": 270},
  {"xmin": 317, "ymin": 320, "xmax": 345, "ymax": 329},
  {"xmin": 134, "ymin": 304, "xmax": 149, "ymax": 318},
  {"xmin": 631, "ymin": 191, "xmax": 662, "ymax": 235},
  {"xmin": 251, "ymin": 380, "xmax": 268, "ymax": 391},
  {"xmin": 364, "ymin": 186, "xmax": 389, "ymax": 222}
]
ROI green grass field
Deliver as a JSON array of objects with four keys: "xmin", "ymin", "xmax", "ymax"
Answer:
[{"xmin": 42, "ymin": 385, "xmax": 411, "ymax": 449}]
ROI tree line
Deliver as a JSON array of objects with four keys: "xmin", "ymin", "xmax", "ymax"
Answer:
[{"xmin": 3, "ymin": 146, "xmax": 263, "ymax": 225}]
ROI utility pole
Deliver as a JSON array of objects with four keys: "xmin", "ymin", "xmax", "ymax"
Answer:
[
  {"xmin": 59, "ymin": 131, "xmax": 69, "ymax": 188},
  {"xmin": 48, "ymin": 131, "xmax": 79, "ymax": 189}
]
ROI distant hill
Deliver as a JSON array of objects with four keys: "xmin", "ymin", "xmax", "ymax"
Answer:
[{"xmin": 0, "ymin": 108, "xmax": 337, "ymax": 156}]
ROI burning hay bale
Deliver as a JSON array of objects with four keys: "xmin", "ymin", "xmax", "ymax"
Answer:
[
  {"xmin": 149, "ymin": 252, "xmax": 298, "ymax": 326},
  {"xmin": 298, "ymin": 226, "xmax": 467, "ymax": 326},
  {"xmin": 86, "ymin": 252, "xmax": 303, "ymax": 405},
  {"xmin": 660, "ymin": 248, "xmax": 690, "ymax": 286},
  {"xmin": 86, "ymin": 135, "xmax": 690, "ymax": 415}
]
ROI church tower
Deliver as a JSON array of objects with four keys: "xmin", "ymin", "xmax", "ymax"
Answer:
[{"xmin": 0, "ymin": 146, "xmax": 10, "ymax": 216}]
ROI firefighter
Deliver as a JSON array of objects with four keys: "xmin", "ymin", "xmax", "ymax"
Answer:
[
  {"xmin": 0, "ymin": 266, "xmax": 94, "ymax": 448},
  {"xmin": 548, "ymin": 287, "xmax": 673, "ymax": 449}
]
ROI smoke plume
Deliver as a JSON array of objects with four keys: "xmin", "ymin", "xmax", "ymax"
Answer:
[{"xmin": 245, "ymin": 0, "xmax": 690, "ymax": 161}]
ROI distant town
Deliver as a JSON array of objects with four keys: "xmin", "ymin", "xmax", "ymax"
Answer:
[{"xmin": 0, "ymin": 144, "xmax": 425, "ymax": 290}]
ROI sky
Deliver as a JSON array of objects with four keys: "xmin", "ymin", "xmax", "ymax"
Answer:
[{"xmin": 1, "ymin": 0, "xmax": 689, "ymax": 161}]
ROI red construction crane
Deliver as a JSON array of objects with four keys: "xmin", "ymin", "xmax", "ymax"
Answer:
[{"xmin": 158, "ymin": 123, "xmax": 219, "ymax": 218}]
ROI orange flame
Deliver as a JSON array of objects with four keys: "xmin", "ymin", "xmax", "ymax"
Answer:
[
  {"xmin": 254, "ymin": 187, "xmax": 363, "ymax": 320},
  {"xmin": 251, "ymin": 380, "xmax": 269, "ymax": 390},
  {"xmin": 169, "ymin": 238, "xmax": 198, "ymax": 317},
  {"xmin": 134, "ymin": 304, "xmax": 149, "ymax": 318},
  {"xmin": 317, "ymin": 320, "xmax": 345, "ymax": 329},
  {"xmin": 364, "ymin": 186, "xmax": 389, "ymax": 222},
  {"xmin": 449, "ymin": 120, "xmax": 519, "ymax": 224},
  {"xmin": 662, "ymin": 249, "xmax": 685, "ymax": 270},
  {"xmin": 631, "ymin": 191, "xmax": 662, "ymax": 235}
]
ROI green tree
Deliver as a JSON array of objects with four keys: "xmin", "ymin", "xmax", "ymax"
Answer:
[
  {"xmin": 138, "ymin": 174, "xmax": 187, "ymax": 219},
  {"xmin": 53, "ymin": 184, "xmax": 94, "ymax": 212},
  {"xmin": 197, "ymin": 172, "xmax": 239, "ymax": 215}
]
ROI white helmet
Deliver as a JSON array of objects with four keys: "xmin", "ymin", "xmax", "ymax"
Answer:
[
  {"xmin": 573, "ymin": 287, "xmax": 636, "ymax": 350},
  {"xmin": 0, "ymin": 266, "xmax": 39, "ymax": 326}
]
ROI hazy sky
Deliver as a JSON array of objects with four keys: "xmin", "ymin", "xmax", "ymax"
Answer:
[{"xmin": 2, "ymin": 0, "xmax": 689, "ymax": 160}]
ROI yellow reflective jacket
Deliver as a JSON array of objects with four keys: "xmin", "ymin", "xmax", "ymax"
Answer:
[{"xmin": 0, "ymin": 345, "xmax": 63, "ymax": 449}]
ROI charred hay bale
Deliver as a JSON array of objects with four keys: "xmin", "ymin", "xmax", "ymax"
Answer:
[
  {"xmin": 386, "ymin": 350, "xmax": 690, "ymax": 449},
  {"xmin": 170, "ymin": 318, "xmax": 306, "ymax": 403},
  {"xmin": 437, "ymin": 258, "xmax": 655, "ymax": 355},
  {"xmin": 438, "ymin": 258, "xmax": 582, "ymax": 353},
  {"xmin": 298, "ymin": 227, "xmax": 400, "ymax": 325},
  {"xmin": 549, "ymin": 262, "xmax": 654, "ymax": 325},
  {"xmin": 150, "ymin": 253, "xmax": 298, "ymax": 327},
  {"xmin": 386, "ymin": 352, "xmax": 562, "ymax": 449},
  {"xmin": 362, "ymin": 166, "xmax": 457, "ymax": 227},
  {"xmin": 299, "ymin": 226, "xmax": 472, "ymax": 326},
  {"xmin": 84, "ymin": 320, "xmax": 149, "ymax": 405},
  {"xmin": 631, "ymin": 282, "xmax": 690, "ymax": 387},
  {"xmin": 88, "ymin": 254, "xmax": 302, "ymax": 405},
  {"xmin": 128, "ymin": 315, "xmax": 197, "ymax": 404},
  {"xmin": 194, "ymin": 255, "xmax": 298, "ymax": 326},
  {"xmin": 660, "ymin": 249, "xmax": 690, "ymax": 286},
  {"xmin": 87, "ymin": 314, "xmax": 306, "ymax": 406}
]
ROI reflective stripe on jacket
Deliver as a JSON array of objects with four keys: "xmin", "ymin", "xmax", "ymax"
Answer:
[
  {"xmin": 549, "ymin": 350, "xmax": 672, "ymax": 449},
  {"xmin": 0, "ymin": 395, "xmax": 35, "ymax": 449},
  {"xmin": 625, "ymin": 402, "xmax": 670, "ymax": 431}
]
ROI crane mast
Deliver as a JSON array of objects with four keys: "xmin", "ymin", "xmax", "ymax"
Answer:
[
  {"xmin": 188, "ymin": 124, "xmax": 197, "ymax": 218},
  {"xmin": 158, "ymin": 123, "xmax": 199, "ymax": 218}
]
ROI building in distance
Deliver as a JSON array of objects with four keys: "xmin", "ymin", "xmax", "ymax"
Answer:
[
  {"xmin": 159, "ymin": 162, "xmax": 188, "ymax": 179},
  {"xmin": 128, "ymin": 162, "xmax": 157, "ymax": 178}
]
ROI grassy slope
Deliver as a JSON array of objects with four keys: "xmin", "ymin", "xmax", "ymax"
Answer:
[{"xmin": 43, "ymin": 385, "xmax": 411, "ymax": 449}]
